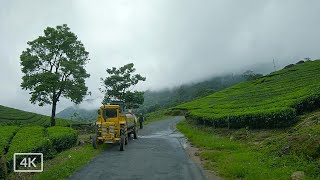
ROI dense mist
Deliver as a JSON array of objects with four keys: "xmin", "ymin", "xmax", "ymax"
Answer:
[{"xmin": 1, "ymin": 0, "xmax": 320, "ymax": 114}]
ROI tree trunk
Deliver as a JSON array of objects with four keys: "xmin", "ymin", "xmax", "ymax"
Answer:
[{"xmin": 51, "ymin": 100, "xmax": 57, "ymax": 126}]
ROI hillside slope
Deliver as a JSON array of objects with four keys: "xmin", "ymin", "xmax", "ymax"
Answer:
[
  {"xmin": 56, "ymin": 106, "xmax": 97, "ymax": 122},
  {"xmin": 0, "ymin": 105, "xmax": 82, "ymax": 127},
  {"xmin": 176, "ymin": 60, "xmax": 320, "ymax": 128}
]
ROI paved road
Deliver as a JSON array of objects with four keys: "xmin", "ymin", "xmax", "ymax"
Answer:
[{"xmin": 69, "ymin": 116, "xmax": 205, "ymax": 180}]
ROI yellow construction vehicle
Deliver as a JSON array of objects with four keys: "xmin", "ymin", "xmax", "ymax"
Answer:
[{"xmin": 92, "ymin": 104, "xmax": 138, "ymax": 151}]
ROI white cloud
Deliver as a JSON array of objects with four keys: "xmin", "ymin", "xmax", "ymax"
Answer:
[{"xmin": 0, "ymin": 0, "xmax": 320, "ymax": 114}]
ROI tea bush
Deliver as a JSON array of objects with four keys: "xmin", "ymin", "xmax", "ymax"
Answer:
[
  {"xmin": 7, "ymin": 126, "xmax": 55, "ymax": 161},
  {"xmin": 0, "ymin": 126, "xmax": 20, "ymax": 154},
  {"xmin": 176, "ymin": 60, "xmax": 320, "ymax": 128},
  {"xmin": 47, "ymin": 126, "xmax": 78, "ymax": 152}
]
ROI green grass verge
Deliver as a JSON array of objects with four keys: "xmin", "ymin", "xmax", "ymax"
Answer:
[
  {"xmin": 144, "ymin": 109, "xmax": 172, "ymax": 125},
  {"xmin": 32, "ymin": 144, "xmax": 107, "ymax": 180},
  {"xmin": 7, "ymin": 142, "xmax": 107, "ymax": 180},
  {"xmin": 177, "ymin": 119, "xmax": 320, "ymax": 179},
  {"xmin": 176, "ymin": 60, "xmax": 320, "ymax": 128}
]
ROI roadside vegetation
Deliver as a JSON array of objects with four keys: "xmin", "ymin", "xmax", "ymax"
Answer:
[
  {"xmin": 31, "ymin": 144, "xmax": 107, "ymax": 180},
  {"xmin": 0, "ymin": 126, "xmax": 20, "ymax": 154},
  {"xmin": 174, "ymin": 59, "xmax": 320, "ymax": 179},
  {"xmin": 143, "ymin": 108, "xmax": 186, "ymax": 124},
  {"xmin": 177, "ymin": 113, "xmax": 320, "ymax": 179},
  {"xmin": 144, "ymin": 109, "xmax": 172, "ymax": 124},
  {"xmin": 176, "ymin": 60, "xmax": 320, "ymax": 128},
  {"xmin": 0, "ymin": 125, "xmax": 80, "ymax": 179}
]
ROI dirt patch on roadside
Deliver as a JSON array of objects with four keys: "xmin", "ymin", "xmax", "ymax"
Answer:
[
  {"xmin": 173, "ymin": 122, "xmax": 220, "ymax": 180},
  {"xmin": 184, "ymin": 141, "xmax": 221, "ymax": 180}
]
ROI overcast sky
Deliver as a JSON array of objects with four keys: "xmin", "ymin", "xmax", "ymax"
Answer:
[{"xmin": 1, "ymin": 0, "xmax": 320, "ymax": 115}]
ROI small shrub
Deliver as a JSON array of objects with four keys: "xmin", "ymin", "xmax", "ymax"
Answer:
[{"xmin": 47, "ymin": 127, "xmax": 78, "ymax": 152}]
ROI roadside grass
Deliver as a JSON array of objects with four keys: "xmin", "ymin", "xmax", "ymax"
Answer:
[
  {"xmin": 177, "ymin": 119, "xmax": 320, "ymax": 179},
  {"xmin": 9, "ymin": 135, "xmax": 107, "ymax": 180},
  {"xmin": 144, "ymin": 109, "xmax": 172, "ymax": 125},
  {"xmin": 32, "ymin": 144, "xmax": 107, "ymax": 180}
]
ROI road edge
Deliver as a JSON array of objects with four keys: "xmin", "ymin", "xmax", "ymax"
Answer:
[{"xmin": 173, "ymin": 117, "xmax": 221, "ymax": 180}]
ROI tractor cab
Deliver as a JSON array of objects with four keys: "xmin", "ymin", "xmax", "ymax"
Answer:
[{"xmin": 98, "ymin": 105, "xmax": 121, "ymax": 122}]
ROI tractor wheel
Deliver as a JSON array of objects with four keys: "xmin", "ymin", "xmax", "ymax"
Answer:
[
  {"xmin": 120, "ymin": 135, "xmax": 125, "ymax": 151},
  {"xmin": 92, "ymin": 135, "xmax": 98, "ymax": 149},
  {"xmin": 133, "ymin": 126, "xmax": 138, "ymax": 139}
]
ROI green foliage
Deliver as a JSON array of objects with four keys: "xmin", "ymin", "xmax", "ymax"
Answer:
[
  {"xmin": 176, "ymin": 60, "xmax": 320, "ymax": 128},
  {"xmin": 3, "ymin": 126, "xmax": 78, "ymax": 175},
  {"xmin": 177, "ymin": 119, "xmax": 320, "ymax": 179},
  {"xmin": 47, "ymin": 127, "xmax": 78, "ymax": 152},
  {"xmin": 7, "ymin": 126, "xmax": 55, "ymax": 162},
  {"xmin": 143, "ymin": 109, "xmax": 172, "ymax": 124},
  {"xmin": 101, "ymin": 63, "xmax": 146, "ymax": 108},
  {"xmin": 32, "ymin": 144, "xmax": 106, "ymax": 180},
  {"xmin": 20, "ymin": 24, "xmax": 90, "ymax": 126},
  {"xmin": 0, "ymin": 104, "xmax": 84, "ymax": 127},
  {"xmin": 0, "ymin": 126, "xmax": 20, "ymax": 154}
]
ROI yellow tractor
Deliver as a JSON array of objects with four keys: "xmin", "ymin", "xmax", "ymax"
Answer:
[{"xmin": 92, "ymin": 104, "xmax": 138, "ymax": 151}]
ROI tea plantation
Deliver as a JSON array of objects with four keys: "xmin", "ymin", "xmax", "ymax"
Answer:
[
  {"xmin": 176, "ymin": 60, "xmax": 320, "ymax": 128},
  {"xmin": 0, "ymin": 126, "xmax": 78, "ymax": 178},
  {"xmin": 0, "ymin": 105, "xmax": 83, "ymax": 127}
]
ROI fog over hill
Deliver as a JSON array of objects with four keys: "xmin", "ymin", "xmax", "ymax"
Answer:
[{"xmin": 1, "ymin": 1, "xmax": 320, "ymax": 115}]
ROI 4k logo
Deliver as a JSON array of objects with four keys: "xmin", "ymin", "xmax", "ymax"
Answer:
[{"xmin": 14, "ymin": 153, "xmax": 43, "ymax": 172}]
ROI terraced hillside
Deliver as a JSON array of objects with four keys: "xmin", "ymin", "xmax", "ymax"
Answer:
[
  {"xmin": 0, "ymin": 105, "xmax": 83, "ymax": 127},
  {"xmin": 176, "ymin": 60, "xmax": 320, "ymax": 128}
]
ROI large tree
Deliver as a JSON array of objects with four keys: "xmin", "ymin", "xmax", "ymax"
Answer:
[
  {"xmin": 100, "ymin": 63, "xmax": 146, "ymax": 108},
  {"xmin": 20, "ymin": 24, "xmax": 90, "ymax": 126}
]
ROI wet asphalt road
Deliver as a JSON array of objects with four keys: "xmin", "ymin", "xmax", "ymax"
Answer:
[{"xmin": 69, "ymin": 116, "xmax": 205, "ymax": 180}]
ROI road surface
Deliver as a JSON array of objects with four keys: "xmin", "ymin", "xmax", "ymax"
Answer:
[{"xmin": 69, "ymin": 116, "xmax": 206, "ymax": 180}]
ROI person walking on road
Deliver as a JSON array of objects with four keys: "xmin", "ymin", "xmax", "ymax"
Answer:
[{"xmin": 139, "ymin": 113, "xmax": 144, "ymax": 129}]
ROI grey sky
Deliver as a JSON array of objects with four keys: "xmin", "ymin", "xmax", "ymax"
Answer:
[{"xmin": 1, "ymin": 0, "xmax": 320, "ymax": 115}]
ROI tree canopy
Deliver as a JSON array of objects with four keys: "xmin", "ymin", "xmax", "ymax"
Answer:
[
  {"xmin": 20, "ymin": 24, "xmax": 90, "ymax": 126},
  {"xmin": 100, "ymin": 63, "xmax": 146, "ymax": 108}
]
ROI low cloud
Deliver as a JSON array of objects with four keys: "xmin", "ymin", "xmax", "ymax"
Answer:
[{"xmin": 1, "ymin": 0, "xmax": 320, "ymax": 114}]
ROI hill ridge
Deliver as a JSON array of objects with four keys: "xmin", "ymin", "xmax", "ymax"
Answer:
[
  {"xmin": 0, "ymin": 104, "xmax": 82, "ymax": 127},
  {"xmin": 176, "ymin": 60, "xmax": 320, "ymax": 128}
]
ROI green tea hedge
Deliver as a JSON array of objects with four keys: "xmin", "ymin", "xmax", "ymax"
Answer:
[
  {"xmin": 0, "ymin": 126, "xmax": 20, "ymax": 178},
  {"xmin": 47, "ymin": 126, "xmax": 78, "ymax": 152},
  {"xmin": 0, "ymin": 126, "xmax": 20, "ymax": 154},
  {"xmin": 7, "ymin": 126, "xmax": 55, "ymax": 161},
  {"xmin": 177, "ymin": 60, "xmax": 320, "ymax": 128}
]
